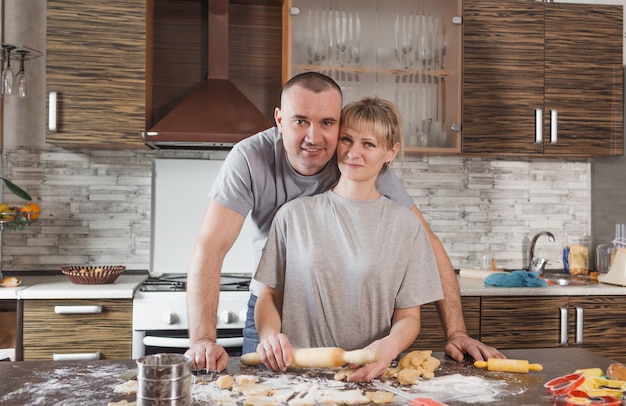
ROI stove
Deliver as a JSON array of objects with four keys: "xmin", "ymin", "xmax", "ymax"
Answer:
[
  {"xmin": 132, "ymin": 159, "xmax": 259, "ymax": 359},
  {"xmin": 132, "ymin": 274, "xmax": 251, "ymax": 359}
]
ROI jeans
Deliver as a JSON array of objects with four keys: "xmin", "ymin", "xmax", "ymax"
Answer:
[{"xmin": 242, "ymin": 293, "xmax": 260, "ymax": 354}]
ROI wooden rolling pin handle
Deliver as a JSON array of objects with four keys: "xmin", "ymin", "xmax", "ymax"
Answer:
[{"xmin": 342, "ymin": 349, "xmax": 379, "ymax": 365}]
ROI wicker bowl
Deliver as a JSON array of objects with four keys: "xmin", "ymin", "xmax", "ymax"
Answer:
[{"xmin": 61, "ymin": 265, "xmax": 126, "ymax": 285}]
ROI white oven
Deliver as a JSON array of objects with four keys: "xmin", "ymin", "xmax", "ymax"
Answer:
[{"xmin": 132, "ymin": 158, "xmax": 257, "ymax": 359}]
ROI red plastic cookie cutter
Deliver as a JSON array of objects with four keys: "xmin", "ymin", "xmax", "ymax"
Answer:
[{"xmin": 544, "ymin": 372, "xmax": 586, "ymax": 396}]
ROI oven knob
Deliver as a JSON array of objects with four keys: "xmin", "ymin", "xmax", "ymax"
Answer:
[
  {"xmin": 239, "ymin": 310, "xmax": 247, "ymax": 323},
  {"xmin": 220, "ymin": 311, "xmax": 236, "ymax": 324},
  {"xmin": 162, "ymin": 312, "xmax": 179, "ymax": 325}
]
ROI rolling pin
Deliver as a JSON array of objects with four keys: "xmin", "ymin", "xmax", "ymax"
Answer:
[
  {"xmin": 240, "ymin": 347, "xmax": 378, "ymax": 369},
  {"xmin": 474, "ymin": 358, "xmax": 543, "ymax": 373}
]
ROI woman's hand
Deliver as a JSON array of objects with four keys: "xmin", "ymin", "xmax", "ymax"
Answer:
[
  {"xmin": 256, "ymin": 333, "xmax": 294, "ymax": 372},
  {"xmin": 343, "ymin": 340, "xmax": 396, "ymax": 383}
]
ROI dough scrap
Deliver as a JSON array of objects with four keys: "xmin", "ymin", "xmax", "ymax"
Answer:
[
  {"xmin": 333, "ymin": 366, "xmax": 358, "ymax": 381},
  {"xmin": 365, "ymin": 391, "xmax": 395, "ymax": 404},
  {"xmin": 318, "ymin": 389, "xmax": 371, "ymax": 404},
  {"xmin": 396, "ymin": 350, "xmax": 440, "ymax": 385},
  {"xmin": 107, "ymin": 401, "xmax": 136, "ymax": 406},
  {"xmin": 236, "ymin": 375, "xmax": 259, "ymax": 385},
  {"xmin": 233, "ymin": 383, "xmax": 274, "ymax": 396},
  {"xmin": 216, "ymin": 374, "xmax": 234, "ymax": 390},
  {"xmin": 113, "ymin": 379, "xmax": 137, "ymax": 394},
  {"xmin": 244, "ymin": 395, "xmax": 278, "ymax": 406}
]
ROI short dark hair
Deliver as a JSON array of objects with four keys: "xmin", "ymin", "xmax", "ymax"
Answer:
[{"xmin": 282, "ymin": 72, "xmax": 343, "ymax": 99}]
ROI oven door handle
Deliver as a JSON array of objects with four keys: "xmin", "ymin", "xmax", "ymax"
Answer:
[{"xmin": 143, "ymin": 336, "xmax": 244, "ymax": 349}]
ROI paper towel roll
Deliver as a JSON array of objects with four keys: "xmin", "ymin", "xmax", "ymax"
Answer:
[{"xmin": 459, "ymin": 268, "xmax": 497, "ymax": 280}]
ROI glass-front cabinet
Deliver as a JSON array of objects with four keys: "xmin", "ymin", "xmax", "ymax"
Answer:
[{"xmin": 283, "ymin": 0, "xmax": 462, "ymax": 154}]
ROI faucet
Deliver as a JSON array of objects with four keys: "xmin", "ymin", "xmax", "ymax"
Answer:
[{"xmin": 528, "ymin": 231, "xmax": 556, "ymax": 274}]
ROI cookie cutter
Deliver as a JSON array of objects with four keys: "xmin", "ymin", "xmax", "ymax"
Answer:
[
  {"xmin": 545, "ymin": 372, "xmax": 586, "ymax": 396},
  {"xmin": 191, "ymin": 368, "xmax": 217, "ymax": 384}
]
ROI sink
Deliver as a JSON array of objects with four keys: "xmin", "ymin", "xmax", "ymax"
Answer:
[{"xmin": 540, "ymin": 271, "xmax": 595, "ymax": 286}]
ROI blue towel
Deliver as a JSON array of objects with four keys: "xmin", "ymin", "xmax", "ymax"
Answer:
[{"xmin": 484, "ymin": 270, "xmax": 548, "ymax": 287}]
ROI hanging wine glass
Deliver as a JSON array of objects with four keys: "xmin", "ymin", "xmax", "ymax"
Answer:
[
  {"xmin": 16, "ymin": 52, "xmax": 27, "ymax": 99},
  {"xmin": 2, "ymin": 46, "xmax": 15, "ymax": 95}
]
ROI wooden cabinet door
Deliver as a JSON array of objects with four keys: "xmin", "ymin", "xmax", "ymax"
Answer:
[
  {"xmin": 568, "ymin": 296, "xmax": 626, "ymax": 364},
  {"xmin": 46, "ymin": 0, "xmax": 146, "ymax": 148},
  {"xmin": 543, "ymin": 3, "xmax": 623, "ymax": 157},
  {"xmin": 462, "ymin": 0, "xmax": 544, "ymax": 155},
  {"xmin": 408, "ymin": 297, "xmax": 480, "ymax": 352},
  {"xmin": 480, "ymin": 296, "xmax": 569, "ymax": 349},
  {"xmin": 23, "ymin": 299, "xmax": 132, "ymax": 360},
  {"xmin": 462, "ymin": 0, "xmax": 623, "ymax": 157}
]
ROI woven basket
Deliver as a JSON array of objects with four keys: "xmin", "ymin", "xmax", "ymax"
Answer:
[{"xmin": 61, "ymin": 265, "xmax": 126, "ymax": 285}]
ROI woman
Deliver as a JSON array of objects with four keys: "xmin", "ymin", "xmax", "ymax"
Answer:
[{"xmin": 253, "ymin": 97, "xmax": 443, "ymax": 382}]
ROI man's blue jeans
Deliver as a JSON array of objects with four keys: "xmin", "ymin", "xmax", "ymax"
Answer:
[{"xmin": 242, "ymin": 293, "xmax": 260, "ymax": 354}]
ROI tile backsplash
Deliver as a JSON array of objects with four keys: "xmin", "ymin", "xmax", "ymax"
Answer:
[{"xmin": 1, "ymin": 147, "xmax": 589, "ymax": 272}]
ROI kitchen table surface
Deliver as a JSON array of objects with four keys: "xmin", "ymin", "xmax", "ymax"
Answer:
[{"xmin": 0, "ymin": 348, "xmax": 617, "ymax": 405}]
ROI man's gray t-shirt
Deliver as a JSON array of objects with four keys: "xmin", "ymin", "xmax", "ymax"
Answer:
[
  {"xmin": 254, "ymin": 191, "xmax": 444, "ymax": 350},
  {"xmin": 209, "ymin": 127, "xmax": 415, "ymax": 295}
]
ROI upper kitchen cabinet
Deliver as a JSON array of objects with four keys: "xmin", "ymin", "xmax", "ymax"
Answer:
[
  {"xmin": 284, "ymin": 0, "xmax": 463, "ymax": 155},
  {"xmin": 46, "ymin": 0, "xmax": 147, "ymax": 149},
  {"xmin": 462, "ymin": 0, "xmax": 623, "ymax": 157}
]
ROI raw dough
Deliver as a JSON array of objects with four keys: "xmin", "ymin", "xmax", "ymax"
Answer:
[
  {"xmin": 236, "ymin": 375, "xmax": 259, "ymax": 385},
  {"xmin": 216, "ymin": 374, "xmax": 235, "ymax": 390},
  {"xmin": 397, "ymin": 350, "xmax": 441, "ymax": 385},
  {"xmin": 233, "ymin": 383, "xmax": 274, "ymax": 397},
  {"xmin": 113, "ymin": 379, "xmax": 137, "ymax": 394},
  {"xmin": 318, "ymin": 389, "xmax": 371, "ymax": 404},
  {"xmin": 333, "ymin": 367, "xmax": 358, "ymax": 381},
  {"xmin": 107, "ymin": 401, "xmax": 136, "ymax": 406},
  {"xmin": 244, "ymin": 395, "xmax": 278, "ymax": 406},
  {"xmin": 365, "ymin": 391, "xmax": 395, "ymax": 404}
]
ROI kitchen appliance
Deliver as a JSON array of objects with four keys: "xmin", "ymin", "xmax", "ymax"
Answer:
[
  {"xmin": 597, "ymin": 248, "xmax": 626, "ymax": 287},
  {"xmin": 132, "ymin": 158, "xmax": 257, "ymax": 359},
  {"xmin": 141, "ymin": 0, "xmax": 272, "ymax": 149}
]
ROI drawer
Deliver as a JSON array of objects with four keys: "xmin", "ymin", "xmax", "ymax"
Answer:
[{"xmin": 23, "ymin": 299, "xmax": 132, "ymax": 360}]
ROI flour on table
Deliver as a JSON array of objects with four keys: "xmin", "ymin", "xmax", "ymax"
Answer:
[{"xmin": 411, "ymin": 373, "xmax": 525, "ymax": 403}]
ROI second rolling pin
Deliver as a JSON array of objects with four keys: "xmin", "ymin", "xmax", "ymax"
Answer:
[
  {"xmin": 240, "ymin": 347, "xmax": 378, "ymax": 369},
  {"xmin": 474, "ymin": 358, "xmax": 543, "ymax": 373}
]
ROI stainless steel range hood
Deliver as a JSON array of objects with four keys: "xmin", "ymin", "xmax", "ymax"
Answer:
[{"xmin": 141, "ymin": 0, "xmax": 272, "ymax": 149}]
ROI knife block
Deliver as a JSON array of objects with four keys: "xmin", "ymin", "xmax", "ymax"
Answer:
[{"xmin": 598, "ymin": 248, "xmax": 626, "ymax": 286}]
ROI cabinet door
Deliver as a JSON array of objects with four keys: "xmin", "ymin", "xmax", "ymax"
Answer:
[
  {"xmin": 568, "ymin": 296, "xmax": 626, "ymax": 364},
  {"xmin": 408, "ymin": 297, "xmax": 480, "ymax": 352},
  {"xmin": 23, "ymin": 299, "xmax": 132, "ymax": 360},
  {"xmin": 462, "ymin": 0, "xmax": 623, "ymax": 157},
  {"xmin": 462, "ymin": 0, "xmax": 544, "ymax": 155},
  {"xmin": 285, "ymin": 0, "xmax": 462, "ymax": 154},
  {"xmin": 543, "ymin": 4, "xmax": 623, "ymax": 157},
  {"xmin": 46, "ymin": 0, "xmax": 146, "ymax": 148},
  {"xmin": 480, "ymin": 296, "xmax": 569, "ymax": 349}
]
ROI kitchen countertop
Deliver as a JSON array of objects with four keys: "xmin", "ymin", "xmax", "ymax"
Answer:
[
  {"xmin": 0, "ymin": 348, "xmax": 616, "ymax": 405},
  {"xmin": 457, "ymin": 274, "xmax": 626, "ymax": 296},
  {"xmin": 0, "ymin": 274, "xmax": 147, "ymax": 300}
]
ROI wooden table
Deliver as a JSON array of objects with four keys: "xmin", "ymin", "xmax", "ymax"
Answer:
[{"xmin": 0, "ymin": 348, "xmax": 617, "ymax": 405}]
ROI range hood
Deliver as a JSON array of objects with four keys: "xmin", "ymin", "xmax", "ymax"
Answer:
[{"xmin": 141, "ymin": 0, "xmax": 273, "ymax": 149}]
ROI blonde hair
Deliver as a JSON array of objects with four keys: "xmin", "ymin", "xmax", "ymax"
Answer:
[{"xmin": 340, "ymin": 97, "xmax": 404, "ymax": 156}]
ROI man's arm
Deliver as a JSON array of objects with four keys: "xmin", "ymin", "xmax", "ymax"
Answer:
[
  {"xmin": 185, "ymin": 200, "xmax": 246, "ymax": 371},
  {"xmin": 410, "ymin": 205, "xmax": 505, "ymax": 362}
]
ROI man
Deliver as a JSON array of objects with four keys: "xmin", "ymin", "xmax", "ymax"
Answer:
[{"xmin": 185, "ymin": 72, "xmax": 504, "ymax": 372}]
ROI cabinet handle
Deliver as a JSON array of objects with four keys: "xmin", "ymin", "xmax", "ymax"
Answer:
[
  {"xmin": 54, "ymin": 305, "xmax": 103, "ymax": 314},
  {"xmin": 550, "ymin": 109, "xmax": 558, "ymax": 144},
  {"xmin": 53, "ymin": 352, "xmax": 101, "ymax": 361},
  {"xmin": 48, "ymin": 91, "xmax": 58, "ymax": 132},
  {"xmin": 559, "ymin": 307, "xmax": 568, "ymax": 345},
  {"xmin": 535, "ymin": 108, "xmax": 543, "ymax": 144},
  {"xmin": 575, "ymin": 306, "xmax": 583, "ymax": 344}
]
